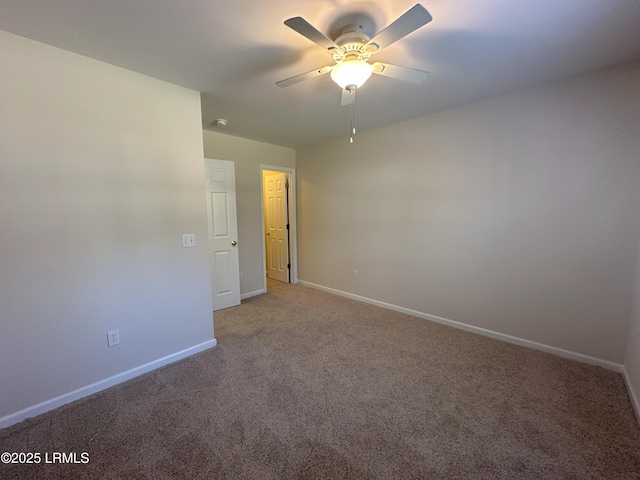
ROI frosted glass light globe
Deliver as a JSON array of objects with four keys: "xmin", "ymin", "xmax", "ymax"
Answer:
[{"xmin": 330, "ymin": 59, "xmax": 373, "ymax": 89}]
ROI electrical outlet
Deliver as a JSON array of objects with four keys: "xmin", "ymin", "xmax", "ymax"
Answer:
[
  {"xmin": 181, "ymin": 234, "xmax": 196, "ymax": 248},
  {"xmin": 352, "ymin": 270, "xmax": 358, "ymax": 279},
  {"xmin": 107, "ymin": 330, "xmax": 120, "ymax": 347}
]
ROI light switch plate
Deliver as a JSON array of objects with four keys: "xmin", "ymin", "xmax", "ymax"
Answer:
[{"xmin": 181, "ymin": 234, "xmax": 196, "ymax": 248}]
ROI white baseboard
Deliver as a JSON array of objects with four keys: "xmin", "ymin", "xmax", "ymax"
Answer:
[
  {"xmin": 241, "ymin": 288, "xmax": 266, "ymax": 300},
  {"xmin": 0, "ymin": 338, "xmax": 217, "ymax": 430},
  {"xmin": 623, "ymin": 366, "xmax": 640, "ymax": 425},
  {"xmin": 298, "ymin": 280, "xmax": 624, "ymax": 373}
]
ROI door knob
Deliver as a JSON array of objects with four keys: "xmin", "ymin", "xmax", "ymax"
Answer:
[{"xmin": 231, "ymin": 241, "xmax": 237, "ymax": 246}]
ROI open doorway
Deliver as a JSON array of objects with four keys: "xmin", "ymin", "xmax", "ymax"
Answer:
[{"xmin": 260, "ymin": 165, "xmax": 297, "ymax": 290}]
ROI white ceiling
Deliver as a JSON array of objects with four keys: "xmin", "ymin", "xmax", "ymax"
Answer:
[{"xmin": 1, "ymin": 0, "xmax": 640, "ymax": 149}]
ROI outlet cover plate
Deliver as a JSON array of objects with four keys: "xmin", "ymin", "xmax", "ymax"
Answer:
[{"xmin": 107, "ymin": 330, "xmax": 120, "ymax": 347}]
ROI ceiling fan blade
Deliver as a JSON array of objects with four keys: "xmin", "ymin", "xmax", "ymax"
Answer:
[
  {"xmin": 284, "ymin": 17, "xmax": 339, "ymax": 52},
  {"xmin": 276, "ymin": 65, "xmax": 333, "ymax": 88},
  {"xmin": 341, "ymin": 87, "xmax": 356, "ymax": 106},
  {"xmin": 366, "ymin": 4, "xmax": 432, "ymax": 52},
  {"xmin": 372, "ymin": 62, "xmax": 429, "ymax": 84}
]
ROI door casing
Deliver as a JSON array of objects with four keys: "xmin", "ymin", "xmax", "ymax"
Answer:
[
  {"xmin": 264, "ymin": 170, "xmax": 289, "ymax": 282},
  {"xmin": 260, "ymin": 164, "xmax": 298, "ymax": 290}
]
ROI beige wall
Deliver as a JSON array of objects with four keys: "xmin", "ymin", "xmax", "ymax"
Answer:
[
  {"xmin": 203, "ymin": 131, "xmax": 295, "ymax": 295},
  {"xmin": 0, "ymin": 31, "xmax": 214, "ymax": 422},
  {"xmin": 297, "ymin": 61, "xmax": 640, "ymax": 366}
]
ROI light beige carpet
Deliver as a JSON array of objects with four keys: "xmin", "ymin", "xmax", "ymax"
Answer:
[{"xmin": 1, "ymin": 279, "xmax": 639, "ymax": 479}]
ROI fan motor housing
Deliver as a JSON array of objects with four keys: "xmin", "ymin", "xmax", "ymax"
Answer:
[
  {"xmin": 333, "ymin": 24, "xmax": 371, "ymax": 62},
  {"xmin": 335, "ymin": 24, "xmax": 369, "ymax": 46}
]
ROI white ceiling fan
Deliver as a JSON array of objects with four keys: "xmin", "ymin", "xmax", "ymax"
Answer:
[{"xmin": 276, "ymin": 4, "xmax": 433, "ymax": 108}]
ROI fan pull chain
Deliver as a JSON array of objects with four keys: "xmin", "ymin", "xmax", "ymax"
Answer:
[{"xmin": 349, "ymin": 86, "xmax": 357, "ymax": 144}]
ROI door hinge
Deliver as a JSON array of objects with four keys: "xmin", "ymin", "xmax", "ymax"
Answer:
[
  {"xmin": 285, "ymin": 181, "xmax": 289, "ymax": 189},
  {"xmin": 286, "ymin": 224, "xmax": 290, "ymax": 230},
  {"xmin": 287, "ymin": 263, "xmax": 290, "ymax": 269}
]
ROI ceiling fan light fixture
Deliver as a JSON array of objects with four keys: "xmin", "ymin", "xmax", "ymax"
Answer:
[{"xmin": 330, "ymin": 59, "xmax": 373, "ymax": 89}]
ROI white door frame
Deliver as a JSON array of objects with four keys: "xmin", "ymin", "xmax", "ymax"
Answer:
[
  {"xmin": 260, "ymin": 164, "xmax": 298, "ymax": 290},
  {"xmin": 264, "ymin": 171, "xmax": 289, "ymax": 283}
]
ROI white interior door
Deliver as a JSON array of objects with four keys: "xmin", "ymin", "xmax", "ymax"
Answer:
[
  {"xmin": 265, "ymin": 171, "xmax": 289, "ymax": 282},
  {"xmin": 205, "ymin": 158, "xmax": 240, "ymax": 311}
]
